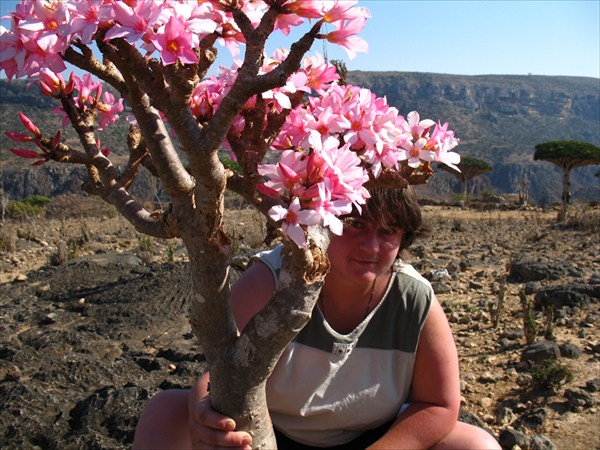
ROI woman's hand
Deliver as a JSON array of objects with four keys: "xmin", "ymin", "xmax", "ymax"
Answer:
[{"xmin": 188, "ymin": 394, "xmax": 253, "ymax": 449}]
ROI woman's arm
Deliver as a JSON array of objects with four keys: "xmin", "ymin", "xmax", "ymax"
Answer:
[
  {"xmin": 231, "ymin": 259, "xmax": 276, "ymax": 331},
  {"xmin": 368, "ymin": 296, "xmax": 461, "ymax": 449}
]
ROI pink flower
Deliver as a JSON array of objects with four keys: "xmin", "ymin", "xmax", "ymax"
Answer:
[
  {"xmin": 322, "ymin": 1, "xmax": 370, "ymax": 23},
  {"xmin": 401, "ymin": 111, "xmax": 435, "ymax": 140},
  {"xmin": 304, "ymin": 105, "xmax": 350, "ymax": 145},
  {"xmin": 67, "ymin": 0, "xmax": 104, "ymax": 45},
  {"xmin": 302, "ymin": 53, "xmax": 339, "ymax": 91},
  {"xmin": 151, "ymin": 15, "xmax": 198, "ymax": 65},
  {"xmin": 320, "ymin": 17, "xmax": 368, "ymax": 60},
  {"xmin": 104, "ymin": 1, "xmax": 159, "ymax": 44},
  {"xmin": 399, "ymin": 137, "xmax": 435, "ymax": 169},
  {"xmin": 315, "ymin": 137, "xmax": 369, "ymax": 207},
  {"xmin": 10, "ymin": 148, "xmax": 41, "ymax": 159},
  {"xmin": 268, "ymin": 1, "xmax": 326, "ymax": 19},
  {"xmin": 73, "ymin": 73, "xmax": 102, "ymax": 107},
  {"xmin": 96, "ymin": 92, "xmax": 124, "ymax": 130},
  {"xmin": 5, "ymin": 131, "xmax": 34, "ymax": 143},
  {"xmin": 19, "ymin": 112, "xmax": 41, "ymax": 137},
  {"xmin": 0, "ymin": 25, "xmax": 26, "ymax": 79},
  {"xmin": 17, "ymin": 0, "xmax": 72, "ymax": 52},
  {"xmin": 311, "ymin": 181, "xmax": 352, "ymax": 236},
  {"xmin": 258, "ymin": 150, "xmax": 308, "ymax": 196},
  {"xmin": 273, "ymin": 12, "xmax": 304, "ymax": 36},
  {"xmin": 268, "ymin": 197, "xmax": 321, "ymax": 248},
  {"xmin": 38, "ymin": 68, "xmax": 74, "ymax": 97}
]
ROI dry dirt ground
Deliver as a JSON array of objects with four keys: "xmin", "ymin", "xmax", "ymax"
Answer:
[{"xmin": 0, "ymin": 195, "xmax": 599, "ymax": 449}]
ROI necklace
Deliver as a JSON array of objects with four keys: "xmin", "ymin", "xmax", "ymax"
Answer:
[{"xmin": 320, "ymin": 277, "xmax": 377, "ymax": 322}]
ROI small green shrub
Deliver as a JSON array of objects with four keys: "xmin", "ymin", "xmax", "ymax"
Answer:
[
  {"xmin": 7, "ymin": 195, "xmax": 52, "ymax": 218},
  {"xmin": 166, "ymin": 244, "xmax": 175, "ymax": 263},
  {"xmin": 480, "ymin": 189, "xmax": 497, "ymax": 201},
  {"xmin": 138, "ymin": 235, "xmax": 153, "ymax": 252},
  {"xmin": 453, "ymin": 193, "xmax": 465, "ymax": 205},
  {"xmin": 530, "ymin": 360, "xmax": 573, "ymax": 392},
  {"xmin": 520, "ymin": 289, "xmax": 538, "ymax": 345}
]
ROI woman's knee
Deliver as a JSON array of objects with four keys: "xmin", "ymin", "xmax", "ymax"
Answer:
[
  {"xmin": 434, "ymin": 421, "xmax": 501, "ymax": 450},
  {"xmin": 133, "ymin": 389, "xmax": 191, "ymax": 450}
]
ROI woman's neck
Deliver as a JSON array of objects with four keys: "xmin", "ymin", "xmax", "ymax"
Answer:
[{"xmin": 319, "ymin": 270, "xmax": 392, "ymax": 334}]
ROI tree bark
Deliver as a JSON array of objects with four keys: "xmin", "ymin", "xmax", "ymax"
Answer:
[{"xmin": 562, "ymin": 166, "xmax": 572, "ymax": 205}]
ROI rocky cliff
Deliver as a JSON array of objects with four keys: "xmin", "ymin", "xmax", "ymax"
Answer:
[
  {"xmin": 347, "ymin": 72, "xmax": 600, "ymax": 202},
  {"xmin": 2, "ymin": 74, "xmax": 599, "ymax": 204}
]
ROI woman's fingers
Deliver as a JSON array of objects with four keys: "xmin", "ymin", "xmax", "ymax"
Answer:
[{"xmin": 189, "ymin": 396, "xmax": 252, "ymax": 449}]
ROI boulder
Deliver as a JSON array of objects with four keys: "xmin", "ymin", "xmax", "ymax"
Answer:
[{"xmin": 521, "ymin": 341, "xmax": 560, "ymax": 364}]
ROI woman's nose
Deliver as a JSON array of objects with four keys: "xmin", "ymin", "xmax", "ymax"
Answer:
[{"xmin": 357, "ymin": 228, "xmax": 380, "ymax": 253}]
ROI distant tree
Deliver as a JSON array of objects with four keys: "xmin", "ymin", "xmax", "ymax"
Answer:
[
  {"xmin": 330, "ymin": 59, "xmax": 348, "ymax": 85},
  {"xmin": 439, "ymin": 156, "xmax": 492, "ymax": 204},
  {"xmin": 534, "ymin": 140, "xmax": 600, "ymax": 207}
]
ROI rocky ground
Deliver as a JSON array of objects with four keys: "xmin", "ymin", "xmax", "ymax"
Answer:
[{"xmin": 0, "ymin": 195, "xmax": 599, "ymax": 450}]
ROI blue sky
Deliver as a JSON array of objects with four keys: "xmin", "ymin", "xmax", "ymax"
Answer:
[{"xmin": 1, "ymin": 0, "xmax": 599, "ymax": 78}]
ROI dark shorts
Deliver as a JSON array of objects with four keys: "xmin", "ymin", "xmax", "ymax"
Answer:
[{"xmin": 274, "ymin": 421, "xmax": 393, "ymax": 449}]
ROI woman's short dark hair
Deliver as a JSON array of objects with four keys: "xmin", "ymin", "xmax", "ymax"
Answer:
[{"xmin": 361, "ymin": 185, "xmax": 427, "ymax": 252}]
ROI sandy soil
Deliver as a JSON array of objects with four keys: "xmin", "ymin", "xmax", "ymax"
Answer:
[{"xmin": 1, "ymin": 197, "xmax": 598, "ymax": 449}]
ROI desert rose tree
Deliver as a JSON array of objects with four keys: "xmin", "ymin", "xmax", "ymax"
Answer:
[{"xmin": 1, "ymin": 1, "xmax": 460, "ymax": 447}]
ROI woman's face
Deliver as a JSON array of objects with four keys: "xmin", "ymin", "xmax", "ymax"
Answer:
[{"xmin": 326, "ymin": 215, "xmax": 403, "ymax": 285}]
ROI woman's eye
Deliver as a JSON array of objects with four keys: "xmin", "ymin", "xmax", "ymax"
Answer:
[
  {"xmin": 380, "ymin": 227, "xmax": 402, "ymax": 238},
  {"xmin": 343, "ymin": 218, "xmax": 364, "ymax": 229}
]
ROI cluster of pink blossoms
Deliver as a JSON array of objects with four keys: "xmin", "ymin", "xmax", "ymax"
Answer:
[
  {"xmin": 0, "ymin": 0, "xmax": 369, "ymax": 79},
  {"xmin": 256, "ymin": 83, "xmax": 460, "ymax": 247},
  {"xmin": 188, "ymin": 50, "xmax": 459, "ymax": 247},
  {"xmin": 1, "ymin": 0, "xmax": 460, "ymax": 248},
  {"xmin": 6, "ymin": 67, "xmax": 120, "ymax": 164}
]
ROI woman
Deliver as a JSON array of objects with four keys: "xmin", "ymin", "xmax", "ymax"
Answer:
[{"xmin": 133, "ymin": 187, "xmax": 501, "ymax": 449}]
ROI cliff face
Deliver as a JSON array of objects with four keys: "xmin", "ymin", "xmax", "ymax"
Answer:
[
  {"xmin": 347, "ymin": 72, "xmax": 600, "ymax": 202},
  {"xmin": 2, "ymin": 74, "xmax": 599, "ymax": 203}
]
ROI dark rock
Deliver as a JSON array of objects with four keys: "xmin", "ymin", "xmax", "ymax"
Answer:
[
  {"xmin": 565, "ymin": 388, "xmax": 597, "ymax": 410},
  {"xmin": 498, "ymin": 428, "xmax": 531, "ymax": 449},
  {"xmin": 508, "ymin": 259, "xmax": 565, "ymax": 282},
  {"xmin": 0, "ymin": 361, "xmax": 21, "ymax": 381},
  {"xmin": 446, "ymin": 261, "xmax": 460, "ymax": 274},
  {"xmin": 469, "ymin": 280, "xmax": 484, "ymax": 289},
  {"xmin": 134, "ymin": 356, "xmax": 162, "ymax": 372},
  {"xmin": 531, "ymin": 434, "xmax": 557, "ymax": 450},
  {"xmin": 502, "ymin": 328, "xmax": 525, "ymax": 340},
  {"xmin": 514, "ymin": 407, "xmax": 546, "ymax": 432},
  {"xmin": 155, "ymin": 349, "xmax": 205, "ymax": 363},
  {"xmin": 431, "ymin": 281, "xmax": 452, "ymax": 294},
  {"xmin": 566, "ymin": 267, "xmax": 584, "ymax": 278},
  {"xmin": 521, "ymin": 340, "xmax": 560, "ymax": 363},
  {"xmin": 559, "ymin": 342, "xmax": 582, "ymax": 359},
  {"xmin": 535, "ymin": 286, "xmax": 591, "ymax": 309},
  {"xmin": 524, "ymin": 281, "xmax": 543, "ymax": 295},
  {"xmin": 585, "ymin": 378, "xmax": 600, "ymax": 392}
]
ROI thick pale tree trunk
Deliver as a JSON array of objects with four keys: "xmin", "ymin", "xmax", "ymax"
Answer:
[
  {"xmin": 186, "ymin": 225, "xmax": 330, "ymax": 448},
  {"xmin": 561, "ymin": 167, "xmax": 572, "ymax": 206}
]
